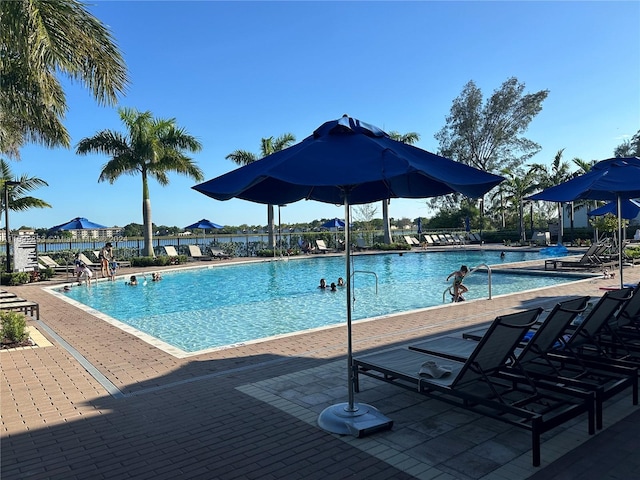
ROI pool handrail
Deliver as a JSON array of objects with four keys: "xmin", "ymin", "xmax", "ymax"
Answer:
[
  {"xmin": 442, "ymin": 263, "xmax": 492, "ymax": 303},
  {"xmin": 352, "ymin": 270, "xmax": 378, "ymax": 295}
]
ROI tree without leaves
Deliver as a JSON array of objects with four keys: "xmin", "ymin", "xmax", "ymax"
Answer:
[
  {"xmin": 76, "ymin": 107, "xmax": 203, "ymax": 257},
  {"xmin": 225, "ymin": 133, "xmax": 296, "ymax": 248},
  {"xmin": 436, "ymin": 77, "xmax": 549, "ymax": 174},
  {"xmin": 0, "ymin": 0, "xmax": 129, "ymax": 157}
]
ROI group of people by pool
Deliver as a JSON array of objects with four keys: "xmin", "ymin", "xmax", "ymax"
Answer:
[
  {"xmin": 126, "ymin": 272, "xmax": 162, "ymax": 286},
  {"xmin": 318, "ymin": 267, "xmax": 470, "ymax": 301},
  {"xmin": 318, "ymin": 277, "xmax": 345, "ymax": 292}
]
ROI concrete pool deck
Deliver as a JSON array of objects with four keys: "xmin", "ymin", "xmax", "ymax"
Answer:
[{"xmin": 2, "ymin": 249, "xmax": 640, "ymax": 479}]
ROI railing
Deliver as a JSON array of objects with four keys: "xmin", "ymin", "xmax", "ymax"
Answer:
[
  {"xmin": 442, "ymin": 263, "xmax": 492, "ymax": 303},
  {"xmin": 351, "ymin": 270, "xmax": 379, "ymax": 307}
]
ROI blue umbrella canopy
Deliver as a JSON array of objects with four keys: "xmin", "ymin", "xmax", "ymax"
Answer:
[
  {"xmin": 528, "ymin": 157, "xmax": 640, "ymax": 202},
  {"xmin": 528, "ymin": 157, "xmax": 640, "ymax": 288},
  {"xmin": 193, "ymin": 115, "xmax": 504, "ymax": 436},
  {"xmin": 321, "ymin": 218, "xmax": 346, "ymax": 229},
  {"xmin": 587, "ymin": 199, "xmax": 640, "ymax": 220},
  {"xmin": 194, "ymin": 115, "xmax": 504, "ymax": 205},
  {"xmin": 49, "ymin": 217, "xmax": 107, "ymax": 231},
  {"xmin": 184, "ymin": 219, "xmax": 224, "ymax": 230}
]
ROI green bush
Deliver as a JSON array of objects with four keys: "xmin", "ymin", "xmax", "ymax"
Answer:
[
  {"xmin": 38, "ymin": 267, "xmax": 55, "ymax": 280},
  {"xmin": 0, "ymin": 272, "xmax": 30, "ymax": 285},
  {"xmin": 626, "ymin": 246, "xmax": 640, "ymax": 259},
  {"xmin": 130, "ymin": 255, "xmax": 187, "ymax": 267},
  {"xmin": 374, "ymin": 242, "xmax": 411, "ymax": 251},
  {"xmin": 1, "ymin": 311, "xmax": 28, "ymax": 343}
]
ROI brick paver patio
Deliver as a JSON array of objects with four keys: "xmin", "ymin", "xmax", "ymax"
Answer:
[{"xmin": 2, "ymin": 249, "xmax": 639, "ymax": 479}]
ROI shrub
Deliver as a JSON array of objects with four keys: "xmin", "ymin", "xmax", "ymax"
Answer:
[
  {"xmin": 131, "ymin": 255, "xmax": 187, "ymax": 267},
  {"xmin": 1, "ymin": 311, "xmax": 28, "ymax": 344},
  {"xmin": 0, "ymin": 272, "xmax": 30, "ymax": 285},
  {"xmin": 374, "ymin": 242, "xmax": 411, "ymax": 251}
]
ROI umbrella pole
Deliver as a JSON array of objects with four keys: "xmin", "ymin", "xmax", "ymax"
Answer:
[
  {"xmin": 345, "ymin": 202, "xmax": 354, "ymax": 410},
  {"xmin": 618, "ymin": 195, "xmax": 624, "ymax": 289},
  {"xmin": 317, "ymin": 198, "xmax": 393, "ymax": 437}
]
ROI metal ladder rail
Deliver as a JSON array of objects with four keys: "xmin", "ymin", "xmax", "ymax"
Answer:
[
  {"xmin": 442, "ymin": 263, "xmax": 492, "ymax": 303},
  {"xmin": 351, "ymin": 270, "xmax": 378, "ymax": 306}
]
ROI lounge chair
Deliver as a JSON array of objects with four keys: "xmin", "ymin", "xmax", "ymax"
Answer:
[
  {"xmin": 163, "ymin": 245, "xmax": 179, "ymax": 257},
  {"xmin": 0, "ymin": 296, "xmax": 40, "ymax": 319},
  {"xmin": 355, "ymin": 238, "xmax": 372, "ymax": 251},
  {"xmin": 403, "ymin": 235, "xmax": 419, "ymax": 247},
  {"xmin": 38, "ymin": 255, "xmax": 70, "ymax": 272},
  {"xmin": 77, "ymin": 253, "xmax": 99, "ymax": 268},
  {"xmin": 354, "ymin": 308, "xmax": 595, "ymax": 467},
  {"xmin": 209, "ymin": 247, "xmax": 232, "ymax": 259},
  {"xmin": 452, "ymin": 234, "xmax": 466, "ymax": 245},
  {"xmin": 422, "ymin": 234, "xmax": 435, "ymax": 247},
  {"xmin": 545, "ymin": 242, "xmax": 616, "ymax": 270},
  {"xmin": 92, "ymin": 250, "xmax": 131, "ymax": 268},
  {"xmin": 315, "ymin": 239, "xmax": 329, "ymax": 253},
  {"xmin": 443, "ymin": 233, "xmax": 457, "ymax": 245},
  {"xmin": 187, "ymin": 245, "xmax": 212, "ymax": 261},
  {"xmin": 425, "ymin": 295, "xmax": 636, "ymax": 430}
]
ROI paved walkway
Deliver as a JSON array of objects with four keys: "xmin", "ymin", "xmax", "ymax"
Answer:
[{"xmin": 2, "ymin": 250, "xmax": 640, "ymax": 479}]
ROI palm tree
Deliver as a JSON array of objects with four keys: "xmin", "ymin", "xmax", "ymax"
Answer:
[
  {"xmin": 0, "ymin": 159, "xmax": 51, "ymax": 223},
  {"xmin": 0, "ymin": 0, "xmax": 129, "ymax": 156},
  {"xmin": 76, "ymin": 107, "xmax": 203, "ymax": 257},
  {"xmin": 226, "ymin": 134, "xmax": 296, "ymax": 248},
  {"xmin": 496, "ymin": 165, "xmax": 542, "ymax": 242},
  {"xmin": 386, "ymin": 131, "xmax": 420, "ymax": 243},
  {"xmin": 532, "ymin": 149, "xmax": 574, "ymax": 244}
]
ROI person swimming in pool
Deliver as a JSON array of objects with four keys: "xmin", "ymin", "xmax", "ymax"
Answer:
[
  {"xmin": 319, "ymin": 278, "xmax": 327, "ymax": 289},
  {"xmin": 126, "ymin": 275, "xmax": 138, "ymax": 286},
  {"xmin": 446, "ymin": 265, "xmax": 469, "ymax": 302},
  {"xmin": 337, "ymin": 277, "xmax": 345, "ymax": 287}
]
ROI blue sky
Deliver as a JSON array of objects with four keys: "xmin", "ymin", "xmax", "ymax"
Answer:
[{"xmin": 10, "ymin": 1, "xmax": 640, "ymax": 230}]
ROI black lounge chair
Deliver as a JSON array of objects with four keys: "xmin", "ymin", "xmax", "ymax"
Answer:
[
  {"xmin": 545, "ymin": 242, "xmax": 617, "ymax": 270},
  {"xmin": 409, "ymin": 297, "xmax": 639, "ymax": 430},
  {"xmin": 353, "ymin": 308, "xmax": 595, "ymax": 466}
]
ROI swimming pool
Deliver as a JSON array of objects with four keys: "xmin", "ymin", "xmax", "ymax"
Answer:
[{"xmin": 57, "ymin": 250, "xmax": 586, "ymax": 354}]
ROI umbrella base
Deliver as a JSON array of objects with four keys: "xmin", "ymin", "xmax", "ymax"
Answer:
[{"xmin": 317, "ymin": 402, "xmax": 393, "ymax": 437}]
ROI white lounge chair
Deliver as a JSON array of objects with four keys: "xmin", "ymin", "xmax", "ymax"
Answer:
[
  {"xmin": 403, "ymin": 235, "xmax": 417, "ymax": 247},
  {"xmin": 187, "ymin": 245, "xmax": 212, "ymax": 261},
  {"xmin": 77, "ymin": 253, "xmax": 99, "ymax": 268},
  {"xmin": 38, "ymin": 255, "xmax": 69, "ymax": 272},
  {"xmin": 315, "ymin": 239, "xmax": 329, "ymax": 253},
  {"xmin": 209, "ymin": 247, "xmax": 232, "ymax": 259},
  {"xmin": 163, "ymin": 245, "xmax": 179, "ymax": 257}
]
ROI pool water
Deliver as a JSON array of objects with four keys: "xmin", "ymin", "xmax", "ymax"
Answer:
[{"xmin": 59, "ymin": 250, "xmax": 582, "ymax": 353}]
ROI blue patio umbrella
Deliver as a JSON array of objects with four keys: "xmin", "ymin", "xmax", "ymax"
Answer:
[
  {"xmin": 321, "ymin": 218, "xmax": 346, "ymax": 229},
  {"xmin": 193, "ymin": 115, "xmax": 504, "ymax": 436},
  {"xmin": 529, "ymin": 157, "xmax": 640, "ymax": 287},
  {"xmin": 184, "ymin": 219, "xmax": 224, "ymax": 230},
  {"xmin": 184, "ymin": 219, "xmax": 224, "ymax": 246},
  {"xmin": 587, "ymin": 199, "xmax": 640, "ymax": 220},
  {"xmin": 49, "ymin": 217, "xmax": 107, "ymax": 231}
]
